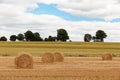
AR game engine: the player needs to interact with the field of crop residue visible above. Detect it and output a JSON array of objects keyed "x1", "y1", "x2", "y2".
[{"x1": 0, "y1": 57, "x2": 120, "y2": 80}]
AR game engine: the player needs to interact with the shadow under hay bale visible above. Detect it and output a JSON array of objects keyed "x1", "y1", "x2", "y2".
[
  {"x1": 102, "y1": 53, "x2": 112, "y2": 60},
  {"x1": 15, "y1": 52, "x2": 33, "y2": 69},
  {"x1": 41, "y1": 52, "x2": 54, "y2": 63},
  {"x1": 54, "y1": 52, "x2": 64, "y2": 62}
]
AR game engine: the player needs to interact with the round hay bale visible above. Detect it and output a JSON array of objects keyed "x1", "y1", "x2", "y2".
[
  {"x1": 41, "y1": 52, "x2": 54, "y2": 63},
  {"x1": 54, "y1": 52, "x2": 64, "y2": 62},
  {"x1": 102, "y1": 53, "x2": 112, "y2": 60},
  {"x1": 15, "y1": 52, "x2": 33, "y2": 69}
]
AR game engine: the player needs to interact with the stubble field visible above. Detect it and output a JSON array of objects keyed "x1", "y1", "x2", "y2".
[
  {"x1": 0, "y1": 57, "x2": 120, "y2": 80},
  {"x1": 0, "y1": 42, "x2": 120, "y2": 80}
]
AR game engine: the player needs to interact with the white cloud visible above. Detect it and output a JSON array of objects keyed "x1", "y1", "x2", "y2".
[
  {"x1": 53, "y1": 0, "x2": 120, "y2": 21},
  {"x1": 0, "y1": 0, "x2": 120, "y2": 42}
]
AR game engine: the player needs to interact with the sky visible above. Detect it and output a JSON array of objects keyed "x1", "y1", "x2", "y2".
[{"x1": 0, "y1": 0, "x2": 120, "y2": 42}]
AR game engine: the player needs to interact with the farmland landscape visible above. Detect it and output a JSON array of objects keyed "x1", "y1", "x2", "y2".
[
  {"x1": 1, "y1": 0, "x2": 120, "y2": 80},
  {"x1": 0, "y1": 42, "x2": 120, "y2": 80}
]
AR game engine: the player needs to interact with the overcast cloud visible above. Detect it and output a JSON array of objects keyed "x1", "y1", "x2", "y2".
[{"x1": 0, "y1": 0, "x2": 120, "y2": 42}]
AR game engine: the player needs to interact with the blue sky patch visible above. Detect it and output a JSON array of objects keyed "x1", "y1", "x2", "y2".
[
  {"x1": 112, "y1": 18, "x2": 120, "y2": 22},
  {"x1": 27, "y1": 3, "x2": 105, "y2": 22}
]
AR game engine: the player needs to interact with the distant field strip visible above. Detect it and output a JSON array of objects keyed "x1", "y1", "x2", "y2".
[{"x1": 0, "y1": 42, "x2": 120, "y2": 57}]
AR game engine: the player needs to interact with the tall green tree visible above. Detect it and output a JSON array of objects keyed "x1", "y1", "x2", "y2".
[
  {"x1": 57, "y1": 29, "x2": 69, "y2": 41},
  {"x1": 17, "y1": 33, "x2": 24, "y2": 41},
  {"x1": 24, "y1": 30, "x2": 35, "y2": 41},
  {"x1": 95, "y1": 30, "x2": 107, "y2": 42},
  {"x1": 0, "y1": 36, "x2": 7, "y2": 41},
  {"x1": 10, "y1": 35, "x2": 17, "y2": 41},
  {"x1": 84, "y1": 34, "x2": 92, "y2": 42}
]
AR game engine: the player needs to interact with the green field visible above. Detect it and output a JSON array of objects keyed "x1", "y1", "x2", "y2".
[{"x1": 0, "y1": 42, "x2": 120, "y2": 57}]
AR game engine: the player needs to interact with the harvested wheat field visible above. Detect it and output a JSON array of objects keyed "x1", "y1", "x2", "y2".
[{"x1": 0, "y1": 57, "x2": 120, "y2": 80}]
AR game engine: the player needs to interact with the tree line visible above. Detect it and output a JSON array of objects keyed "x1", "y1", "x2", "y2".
[
  {"x1": 0, "y1": 29, "x2": 107, "y2": 42},
  {"x1": 0, "y1": 28, "x2": 69, "y2": 42}
]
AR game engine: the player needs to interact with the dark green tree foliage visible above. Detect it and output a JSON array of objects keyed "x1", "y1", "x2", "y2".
[
  {"x1": 24, "y1": 30, "x2": 35, "y2": 41},
  {"x1": 48, "y1": 36, "x2": 53, "y2": 41},
  {"x1": 17, "y1": 33, "x2": 24, "y2": 41},
  {"x1": 84, "y1": 34, "x2": 92, "y2": 42},
  {"x1": 95, "y1": 30, "x2": 107, "y2": 42},
  {"x1": 49, "y1": 36, "x2": 56, "y2": 41},
  {"x1": 10, "y1": 35, "x2": 17, "y2": 41},
  {"x1": 44, "y1": 36, "x2": 56, "y2": 41},
  {"x1": 24, "y1": 31, "x2": 43, "y2": 41},
  {"x1": 57, "y1": 29, "x2": 69, "y2": 41},
  {"x1": 0, "y1": 36, "x2": 7, "y2": 41},
  {"x1": 34, "y1": 32, "x2": 43, "y2": 41},
  {"x1": 44, "y1": 38, "x2": 48, "y2": 41},
  {"x1": 48, "y1": 36, "x2": 56, "y2": 41}
]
